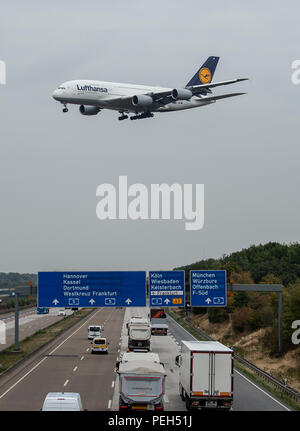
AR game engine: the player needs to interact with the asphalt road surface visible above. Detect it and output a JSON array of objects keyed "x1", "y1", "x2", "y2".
[
  {"x1": 166, "y1": 313, "x2": 292, "y2": 411},
  {"x1": 0, "y1": 307, "x2": 125, "y2": 410},
  {"x1": 0, "y1": 306, "x2": 293, "y2": 411},
  {"x1": 0, "y1": 307, "x2": 74, "y2": 352}
]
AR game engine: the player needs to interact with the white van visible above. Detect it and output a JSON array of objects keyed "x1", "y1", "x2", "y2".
[
  {"x1": 88, "y1": 325, "x2": 102, "y2": 340},
  {"x1": 41, "y1": 392, "x2": 83, "y2": 411}
]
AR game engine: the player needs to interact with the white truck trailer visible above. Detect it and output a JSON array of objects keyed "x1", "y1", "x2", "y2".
[
  {"x1": 176, "y1": 340, "x2": 234, "y2": 410},
  {"x1": 127, "y1": 320, "x2": 151, "y2": 351},
  {"x1": 117, "y1": 352, "x2": 166, "y2": 411}
]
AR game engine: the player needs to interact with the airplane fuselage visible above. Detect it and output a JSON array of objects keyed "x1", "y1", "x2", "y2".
[{"x1": 52, "y1": 79, "x2": 213, "y2": 114}]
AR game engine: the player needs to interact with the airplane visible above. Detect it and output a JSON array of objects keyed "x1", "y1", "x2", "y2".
[{"x1": 52, "y1": 56, "x2": 248, "y2": 121}]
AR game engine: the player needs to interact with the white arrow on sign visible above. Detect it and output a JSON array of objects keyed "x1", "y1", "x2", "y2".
[
  {"x1": 125, "y1": 298, "x2": 132, "y2": 305},
  {"x1": 164, "y1": 298, "x2": 171, "y2": 304},
  {"x1": 205, "y1": 298, "x2": 212, "y2": 304},
  {"x1": 89, "y1": 299, "x2": 95, "y2": 305},
  {"x1": 52, "y1": 299, "x2": 59, "y2": 305}
]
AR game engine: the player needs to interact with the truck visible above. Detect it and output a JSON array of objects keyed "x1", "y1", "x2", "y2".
[
  {"x1": 150, "y1": 308, "x2": 168, "y2": 335},
  {"x1": 175, "y1": 340, "x2": 234, "y2": 410},
  {"x1": 128, "y1": 320, "x2": 151, "y2": 351},
  {"x1": 117, "y1": 352, "x2": 166, "y2": 411},
  {"x1": 126, "y1": 317, "x2": 149, "y2": 335}
]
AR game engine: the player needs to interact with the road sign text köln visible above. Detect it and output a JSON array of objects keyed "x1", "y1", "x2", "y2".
[
  {"x1": 149, "y1": 271, "x2": 185, "y2": 307},
  {"x1": 190, "y1": 270, "x2": 227, "y2": 307},
  {"x1": 38, "y1": 271, "x2": 146, "y2": 308}
]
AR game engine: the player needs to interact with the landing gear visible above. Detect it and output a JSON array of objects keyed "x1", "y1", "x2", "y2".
[
  {"x1": 130, "y1": 112, "x2": 154, "y2": 120},
  {"x1": 118, "y1": 114, "x2": 128, "y2": 121},
  {"x1": 62, "y1": 104, "x2": 68, "y2": 113}
]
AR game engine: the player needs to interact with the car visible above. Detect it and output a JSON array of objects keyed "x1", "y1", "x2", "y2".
[
  {"x1": 41, "y1": 392, "x2": 84, "y2": 411},
  {"x1": 58, "y1": 309, "x2": 66, "y2": 316},
  {"x1": 88, "y1": 325, "x2": 102, "y2": 339},
  {"x1": 91, "y1": 337, "x2": 109, "y2": 354}
]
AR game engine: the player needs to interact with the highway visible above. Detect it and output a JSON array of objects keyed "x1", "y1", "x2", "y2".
[
  {"x1": 0, "y1": 305, "x2": 293, "y2": 411},
  {"x1": 0, "y1": 307, "x2": 74, "y2": 352},
  {"x1": 0, "y1": 307, "x2": 124, "y2": 410},
  {"x1": 112, "y1": 307, "x2": 291, "y2": 411},
  {"x1": 166, "y1": 313, "x2": 291, "y2": 411}
]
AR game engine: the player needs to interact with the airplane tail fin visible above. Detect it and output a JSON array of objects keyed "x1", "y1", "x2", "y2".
[{"x1": 186, "y1": 56, "x2": 220, "y2": 87}]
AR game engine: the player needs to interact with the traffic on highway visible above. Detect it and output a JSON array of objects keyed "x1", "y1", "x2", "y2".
[{"x1": 0, "y1": 305, "x2": 291, "y2": 412}]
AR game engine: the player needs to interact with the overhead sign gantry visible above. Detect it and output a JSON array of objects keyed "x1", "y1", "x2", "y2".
[{"x1": 38, "y1": 271, "x2": 146, "y2": 308}]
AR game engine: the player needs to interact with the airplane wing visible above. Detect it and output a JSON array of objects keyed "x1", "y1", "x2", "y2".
[
  {"x1": 106, "y1": 79, "x2": 248, "y2": 110},
  {"x1": 143, "y1": 78, "x2": 248, "y2": 104},
  {"x1": 199, "y1": 92, "x2": 247, "y2": 102}
]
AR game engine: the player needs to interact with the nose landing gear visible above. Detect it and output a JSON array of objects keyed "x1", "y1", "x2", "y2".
[{"x1": 62, "y1": 104, "x2": 68, "y2": 113}]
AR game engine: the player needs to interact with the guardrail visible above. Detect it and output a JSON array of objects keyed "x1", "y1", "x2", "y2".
[{"x1": 167, "y1": 312, "x2": 300, "y2": 403}]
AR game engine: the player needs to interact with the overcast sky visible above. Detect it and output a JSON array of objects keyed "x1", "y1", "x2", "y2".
[{"x1": 0, "y1": 1, "x2": 299, "y2": 273}]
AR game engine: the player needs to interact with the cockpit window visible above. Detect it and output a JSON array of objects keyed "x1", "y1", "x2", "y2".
[{"x1": 58, "y1": 86, "x2": 66, "y2": 90}]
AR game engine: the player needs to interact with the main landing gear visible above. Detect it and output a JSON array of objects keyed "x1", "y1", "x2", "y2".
[
  {"x1": 118, "y1": 114, "x2": 128, "y2": 121},
  {"x1": 62, "y1": 104, "x2": 68, "y2": 113},
  {"x1": 130, "y1": 112, "x2": 154, "y2": 120}
]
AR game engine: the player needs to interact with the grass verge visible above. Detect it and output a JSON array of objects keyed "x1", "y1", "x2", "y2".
[
  {"x1": 167, "y1": 309, "x2": 300, "y2": 411},
  {"x1": 0, "y1": 308, "x2": 93, "y2": 375}
]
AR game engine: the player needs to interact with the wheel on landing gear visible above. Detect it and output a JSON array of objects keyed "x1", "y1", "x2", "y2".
[{"x1": 62, "y1": 107, "x2": 68, "y2": 113}]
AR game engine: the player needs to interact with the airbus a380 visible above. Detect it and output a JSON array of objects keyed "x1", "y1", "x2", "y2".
[{"x1": 52, "y1": 56, "x2": 247, "y2": 121}]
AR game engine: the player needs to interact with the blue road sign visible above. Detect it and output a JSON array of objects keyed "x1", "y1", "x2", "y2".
[
  {"x1": 190, "y1": 270, "x2": 227, "y2": 307},
  {"x1": 149, "y1": 271, "x2": 185, "y2": 307},
  {"x1": 38, "y1": 271, "x2": 146, "y2": 307}
]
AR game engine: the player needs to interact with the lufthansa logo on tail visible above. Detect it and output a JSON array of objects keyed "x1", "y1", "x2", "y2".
[{"x1": 199, "y1": 67, "x2": 212, "y2": 84}]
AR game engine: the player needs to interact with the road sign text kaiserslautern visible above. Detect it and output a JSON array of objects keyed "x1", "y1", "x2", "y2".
[
  {"x1": 38, "y1": 271, "x2": 146, "y2": 307},
  {"x1": 149, "y1": 271, "x2": 185, "y2": 307},
  {"x1": 190, "y1": 270, "x2": 227, "y2": 307}
]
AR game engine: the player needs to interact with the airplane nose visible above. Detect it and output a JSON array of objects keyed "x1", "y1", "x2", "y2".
[{"x1": 52, "y1": 89, "x2": 60, "y2": 100}]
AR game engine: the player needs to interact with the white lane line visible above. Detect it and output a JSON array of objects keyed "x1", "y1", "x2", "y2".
[
  {"x1": 0, "y1": 309, "x2": 101, "y2": 400},
  {"x1": 73, "y1": 366, "x2": 78, "y2": 372},
  {"x1": 108, "y1": 399, "x2": 112, "y2": 409},
  {"x1": 64, "y1": 380, "x2": 69, "y2": 387},
  {"x1": 167, "y1": 313, "x2": 291, "y2": 411},
  {"x1": 86, "y1": 348, "x2": 89, "y2": 352},
  {"x1": 80, "y1": 356, "x2": 84, "y2": 361},
  {"x1": 234, "y1": 370, "x2": 291, "y2": 411},
  {"x1": 112, "y1": 381, "x2": 115, "y2": 388}
]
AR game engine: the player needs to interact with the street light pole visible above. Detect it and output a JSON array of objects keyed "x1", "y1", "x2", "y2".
[{"x1": 14, "y1": 291, "x2": 20, "y2": 352}]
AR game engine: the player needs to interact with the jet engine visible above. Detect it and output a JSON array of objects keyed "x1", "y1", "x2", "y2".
[
  {"x1": 79, "y1": 105, "x2": 101, "y2": 115},
  {"x1": 171, "y1": 88, "x2": 193, "y2": 101},
  {"x1": 132, "y1": 94, "x2": 153, "y2": 107}
]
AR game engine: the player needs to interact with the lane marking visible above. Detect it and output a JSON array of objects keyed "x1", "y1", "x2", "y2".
[
  {"x1": 80, "y1": 356, "x2": 84, "y2": 361},
  {"x1": 108, "y1": 399, "x2": 112, "y2": 409},
  {"x1": 64, "y1": 380, "x2": 69, "y2": 387},
  {"x1": 234, "y1": 370, "x2": 290, "y2": 411},
  {"x1": 0, "y1": 309, "x2": 101, "y2": 400},
  {"x1": 167, "y1": 313, "x2": 291, "y2": 411},
  {"x1": 112, "y1": 381, "x2": 115, "y2": 388},
  {"x1": 73, "y1": 366, "x2": 78, "y2": 372}
]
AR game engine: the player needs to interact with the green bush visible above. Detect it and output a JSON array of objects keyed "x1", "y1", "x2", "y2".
[
  {"x1": 208, "y1": 308, "x2": 229, "y2": 323},
  {"x1": 231, "y1": 307, "x2": 252, "y2": 332}
]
